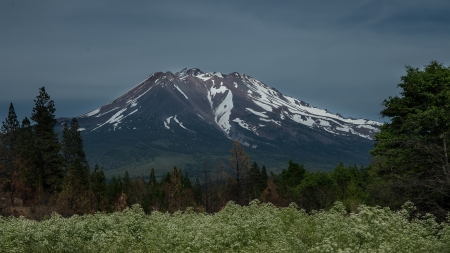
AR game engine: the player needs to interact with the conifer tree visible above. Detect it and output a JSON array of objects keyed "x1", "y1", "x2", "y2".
[
  {"x1": 58, "y1": 117, "x2": 92, "y2": 215},
  {"x1": 259, "y1": 165, "x2": 268, "y2": 192},
  {"x1": 30, "y1": 87, "x2": 64, "y2": 194},
  {"x1": 247, "y1": 162, "x2": 261, "y2": 201},
  {"x1": 91, "y1": 164, "x2": 107, "y2": 211},
  {"x1": 15, "y1": 117, "x2": 36, "y2": 191},
  {"x1": 228, "y1": 140, "x2": 250, "y2": 205},
  {"x1": 61, "y1": 118, "x2": 87, "y2": 169},
  {"x1": 193, "y1": 177, "x2": 202, "y2": 205},
  {"x1": 201, "y1": 159, "x2": 212, "y2": 212},
  {"x1": 0, "y1": 103, "x2": 21, "y2": 206}
]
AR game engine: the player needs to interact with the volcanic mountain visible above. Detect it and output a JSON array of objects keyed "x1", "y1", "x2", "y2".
[{"x1": 58, "y1": 68, "x2": 381, "y2": 175}]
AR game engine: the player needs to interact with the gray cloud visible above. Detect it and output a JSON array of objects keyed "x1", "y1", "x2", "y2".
[{"x1": 1, "y1": 0, "x2": 450, "y2": 123}]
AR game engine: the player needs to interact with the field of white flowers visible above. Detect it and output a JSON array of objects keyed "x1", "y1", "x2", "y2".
[{"x1": 1, "y1": 200, "x2": 450, "y2": 253}]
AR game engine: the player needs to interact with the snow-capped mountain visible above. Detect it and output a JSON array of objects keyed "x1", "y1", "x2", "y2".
[{"x1": 59, "y1": 68, "x2": 381, "y2": 173}]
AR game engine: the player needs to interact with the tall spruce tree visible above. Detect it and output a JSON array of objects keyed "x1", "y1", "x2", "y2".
[
  {"x1": 61, "y1": 118, "x2": 87, "y2": 169},
  {"x1": 0, "y1": 103, "x2": 21, "y2": 206},
  {"x1": 91, "y1": 164, "x2": 107, "y2": 211},
  {"x1": 58, "y1": 118, "x2": 92, "y2": 215},
  {"x1": 30, "y1": 87, "x2": 64, "y2": 195},
  {"x1": 15, "y1": 117, "x2": 35, "y2": 190}
]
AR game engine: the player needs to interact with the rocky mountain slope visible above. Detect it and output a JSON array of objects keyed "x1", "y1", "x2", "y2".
[{"x1": 58, "y1": 68, "x2": 381, "y2": 175}]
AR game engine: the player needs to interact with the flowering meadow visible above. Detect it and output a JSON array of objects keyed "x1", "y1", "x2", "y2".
[{"x1": 1, "y1": 200, "x2": 450, "y2": 253}]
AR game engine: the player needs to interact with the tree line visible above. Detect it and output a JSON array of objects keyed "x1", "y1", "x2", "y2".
[{"x1": 1, "y1": 61, "x2": 450, "y2": 221}]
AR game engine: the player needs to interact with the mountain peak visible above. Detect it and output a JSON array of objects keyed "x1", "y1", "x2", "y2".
[
  {"x1": 175, "y1": 68, "x2": 204, "y2": 78},
  {"x1": 62, "y1": 68, "x2": 381, "y2": 171}
]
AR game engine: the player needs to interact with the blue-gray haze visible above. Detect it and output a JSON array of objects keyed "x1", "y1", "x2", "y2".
[{"x1": 1, "y1": 0, "x2": 450, "y2": 123}]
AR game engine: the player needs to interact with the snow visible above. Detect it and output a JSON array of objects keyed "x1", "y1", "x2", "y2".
[
  {"x1": 289, "y1": 114, "x2": 315, "y2": 127},
  {"x1": 126, "y1": 86, "x2": 153, "y2": 108},
  {"x1": 174, "y1": 84, "x2": 189, "y2": 100},
  {"x1": 95, "y1": 107, "x2": 120, "y2": 117},
  {"x1": 90, "y1": 108, "x2": 139, "y2": 131},
  {"x1": 78, "y1": 128, "x2": 86, "y2": 131},
  {"x1": 259, "y1": 118, "x2": 281, "y2": 126},
  {"x1": 82, "y1": 108, "x2": 100, "y2": 117},
  {"x1": 196, "y1": 74, "x2": 211, "y2": 81},
  {"x1": 164, "y1": 116, "x2": 173, "y2": 129},
  {"x1": 233, "y1": 82, "x2": 238, "y2": 88},
  {"x1": 317, "y1": 119, "x2": 331, "y2": 127},
  {"x1": 164, "y1": 115, "x2": 194, "y2": 132},
  {"x1": 246, "y1": 108, "x2": 268, "y2": 118},
  {"x1": 212, "y1": 72, "x2": 223, "y2": 78},
  {"x1": 197, "y1": 114, "x2": 205, "y2": 120},
  {"x1": 254, "y1": 101, "x2": 273, "y2": 112},
  {"x1": 173, "y1": 115, "x2": 194, "y2": 133},
  {"x1": 207, "y1": 82, "x2": 233, "y2": 134},
  {"x1": 233, "y1": 118, "x2": 249, "y2": 130}
]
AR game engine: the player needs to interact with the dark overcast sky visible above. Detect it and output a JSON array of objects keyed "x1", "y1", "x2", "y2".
[{"x1": 1, "y1": 0, "x2": 450, "y2": 123}]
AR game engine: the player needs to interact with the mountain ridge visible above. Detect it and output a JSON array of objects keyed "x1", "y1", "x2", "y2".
[{"x1": 57, "y1": 68, "x2": 380, "y2": 175}]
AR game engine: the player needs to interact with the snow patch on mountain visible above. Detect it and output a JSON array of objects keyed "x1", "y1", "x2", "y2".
[
  {"x1": 233, "y1": 118, "x2": 258, "y2": 135},
  {"x1": 173, "y1": 115, "x2": 195, "y2": 133},
  {"x1": 246, "y1": 108, "x2": 269, "y2": 118},
  {"x1": 92, "y1": 108, "x2": 138, "y2": 131},
  {"x1": 82, "y1": 108, "x2": 100, "y2": 117},
  {"x1": 173, "y1": 84, "x2": 189, "y2": 100},
  {"x1": 208, "y1": 81, "x2": 233, "y2": 135},
  {"x1": 164, "y1": 116, "x2": 173, "y2": 129}
]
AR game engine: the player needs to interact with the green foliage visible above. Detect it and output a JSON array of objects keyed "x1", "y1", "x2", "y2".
[
  {"x1": 280, "y1": 160, "x2": 306, "y2": 188},
  {"x1": 1, "y1": 202, "x2": 450, "y2": 252},
  {"x1": 0, "y1": 103, "x2": 21, "y2": 206},
  {"x1": 371, "y1": 61, "x2": 450, "y2": 218},
  {"x1": 91, "y1": 164, "x2": 107, "y2": 211},
  {"x1": 61, "y1": 118, "x2": 87, "y2": 169},
  {"x1": 193, "y1": 177, "x2": 202, "y2": 205},
  {"x1": 30, "y1": 87, "x2": 64, "y2": 194},
  {"x1": 296, "y1": 171, "x2": 337, "y2": 211},
  {"x1": 58, "y1": 118, "x2": 92, "y2": 215}
]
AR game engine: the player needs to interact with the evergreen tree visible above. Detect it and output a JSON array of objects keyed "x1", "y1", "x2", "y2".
[
  {"x1": 61, "y1": 118, "x2": 87, "y2": 169},
  {"x1": 201, "y1": 159, "x2": 212, "y2": 213},
  {"x1": 91, "y1": 164, "x2": 107, "y2": 211},
  {"x1": 30, "y1": 87, "x2": 64, "y2": 194},
  {"x1": 0, "y1": 103, "x2": 21, "y2": 206},
  {"x1": 58, "y1": 117, "x2": 92, "y2": 215},
  {"x1": 259, "y1": 165, "x2": 268, "y2": 192},
  {"x1": 149, "y1": 168, "x2": 157, "y2": 187},
  {"x1": 228, "y1": 140, "x2": 249, "y2": 205},
  {"x1": 123, "y1": 170, "x2": 131, "y2": 195},
  {"x1": 182, "y1": 172, "x2": 192, "y2": 189},
  {"x1": 247, "y1": 162, "x2": 261, "y2": 201},
  {"x1": 15, "y1": 117, "x2": 35, "y2": 193},
  {"x1": 277, "y1": 160, "x2": 307, "y2": 201},
  {"x1": 371, "y1": 61, "x2": 450, "y2": 218},
  {"x1": 193, "y1": 177, "x2": 202, "y2": 205}
]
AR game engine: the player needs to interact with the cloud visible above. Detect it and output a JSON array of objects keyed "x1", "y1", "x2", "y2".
[{"x1": 1, "y1": 0, "x2": 450, "y2": 122}]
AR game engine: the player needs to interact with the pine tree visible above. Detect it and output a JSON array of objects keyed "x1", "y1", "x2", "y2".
[
  {"x1": 259, "y1": 165, "x2": 268, "y2": 192},
  {"x1": 228, "y1": 140, "x2": 249, "y2": 205},
  {"x1": 30, "y1": 87, "x2": 64, "y2": 195},
  {"x1": 201, "y1": 159, "x2": 212, "y2": 213},
  {"x1": 123, "y1": 170, "x2": 131, "y2": 205},
  {"x1": 15, "y1": 117, "x2": 35, "y2": 193},
  {"x1": 193, "y1": 177, "x2": 203, "y2": 206},
  {"x1": 0, "y1": 103, "x2": 21, "y2": 206},
  {"x1": 58, "y1": 117, "x2": 92, "y2": 215},
  {"x1": 247, "y1": 162, "x2": 262, "y2": 201},
  {"x1": 91, "y1": 164, "x2": 107, "y2": 211},
  {"x1": 61, "y1": 118, "x2": 87, "y2": 169}
]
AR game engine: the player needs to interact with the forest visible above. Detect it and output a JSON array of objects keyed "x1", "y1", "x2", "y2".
[{"x1": 1, "y1": 61, "x2": 450, "y2": 251}]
